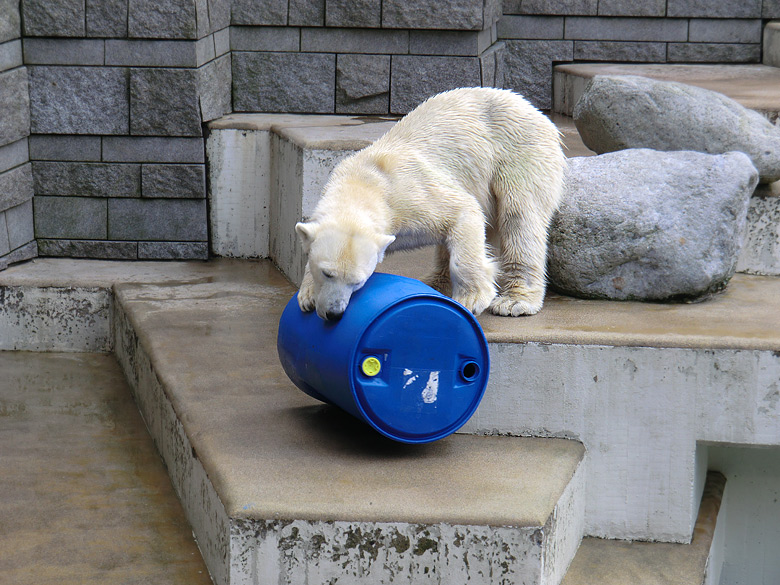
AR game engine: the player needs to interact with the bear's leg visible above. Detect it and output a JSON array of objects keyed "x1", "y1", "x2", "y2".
[
  {"x1": 297, "y1": 263, "x2": 316, "y2": 312},
  {"x1": 424, "y1": 245, "x2": 452, "y2": 296},
  {"x1": 447, "y1": 212, "x2": 497, "y2": 315},
  {"x1": 489, "y1": 164, "x2": 563, "y2": 316},
  {"x1": 489, "y1": 210, "x2": 549, "y2": 316}
]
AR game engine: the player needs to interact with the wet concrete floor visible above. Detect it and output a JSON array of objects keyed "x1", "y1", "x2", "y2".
[{"x1": 0, "y1": 352, "x2": 212, "y2": 584}]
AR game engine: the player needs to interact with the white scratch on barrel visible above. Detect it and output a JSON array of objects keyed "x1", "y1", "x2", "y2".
[{"x1": 422, "y1": 372, "x2": 439, "y2": 404}]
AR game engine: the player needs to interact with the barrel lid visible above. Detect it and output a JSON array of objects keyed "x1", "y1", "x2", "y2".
[{"x1": 351, "y1": 294, "x2": 489, "y2": 444}]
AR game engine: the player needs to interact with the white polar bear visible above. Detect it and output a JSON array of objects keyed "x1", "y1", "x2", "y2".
[{"x1": 296, "y1": 87, "x2": 566, "y2": 321}]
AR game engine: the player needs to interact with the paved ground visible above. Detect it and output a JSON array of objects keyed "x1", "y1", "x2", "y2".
[
  {"x1": 1, "y1": 255, "x2": 761, "y2": 583},
  {"x1": 0, "y1": 352, "x2": 212, "y2": 585}
]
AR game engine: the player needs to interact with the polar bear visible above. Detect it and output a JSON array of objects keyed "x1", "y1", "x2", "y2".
[{"x1": 296, "y1": 87, "x2": 566, "y2": 321}]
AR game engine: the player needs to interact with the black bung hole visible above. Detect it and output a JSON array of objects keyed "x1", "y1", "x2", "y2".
[{"x1": 461, "y1": 361, "x2": 479, "y2": 382}]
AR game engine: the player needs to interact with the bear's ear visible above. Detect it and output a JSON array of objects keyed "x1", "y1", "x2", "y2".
[
  {"x1": 376, "y1": 234, "x2": 396, "y2": 263},
  {"x1": 295, "y1": 222, "x2": 318, "y2": 254}
]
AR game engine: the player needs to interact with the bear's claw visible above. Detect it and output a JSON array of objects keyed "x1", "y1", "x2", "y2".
[{"x1": 488, "y1": 295, "x2": 542, "y2": 316}]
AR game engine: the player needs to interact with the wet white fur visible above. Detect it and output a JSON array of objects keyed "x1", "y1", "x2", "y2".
[{"x1": 296, "y1": 87, "x2": 566, "y2": 319}]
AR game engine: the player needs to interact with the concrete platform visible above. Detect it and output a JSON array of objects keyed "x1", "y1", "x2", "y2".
[
  {"x1": 0, "y1": 352, "x2": 211, "y2": 585},
  {"x1": 3, "y1": 254, "x2": 778, "y2": 549},
  {"x1": 562, "y1": 472, "x2": 726, "y2": 585},
  {"x1": 553, "y1": 63, "x2": 780, "y2": 123},
  {"x1": 382, "y1": 248, "x2": 780, "y2": 351},
  {"x1": 108, "y1": 259, "x2": 586, "y2": 585}
]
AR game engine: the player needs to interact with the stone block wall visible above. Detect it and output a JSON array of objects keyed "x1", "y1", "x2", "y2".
[
  {"x1": 230, "y1": 0, "x2": 504, "y2": 115},
  {"x1": 499, "y1": 0, "x2": 777, "y2": 109},
  {"x1": 0, "y1": 0, "x2": 36, "y2": 270},
  {"x1": 21, "y1": 0, "x2": 232, "y2": 260}
]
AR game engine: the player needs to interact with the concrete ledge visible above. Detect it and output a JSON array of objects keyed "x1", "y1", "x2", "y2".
[
  {"x1": 553, "y1": 63, "x2": 780, "y2": 124},
  {"x1": 381, "y1": 250, "x2": 780, "y2": 352},
  {"x1": 561, "y1": 472, "x2": 727, "y2": 585},
  {"x1": 764, "y1": 21, "x2": 780, "y2": 67},
  {"x1": 0, "y1": 284, "x2": 110, "y2": 351},
  {"x1": 3, "y1": 256, "x2": 778, "y2": 547},
  {"x1": 206, "y1": 114, "x2": 395, "y2": 274},
  {"x1": 110, "y1": 259, "x2": 586, "y2": 585},
  {"x1": 383, "y1": 249, "x2": 780, "y2": 542}
]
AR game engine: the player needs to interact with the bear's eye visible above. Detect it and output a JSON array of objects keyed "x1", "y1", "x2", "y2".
[{"x1": 322, "y1": 270, "x2": 335, "y2": 279}]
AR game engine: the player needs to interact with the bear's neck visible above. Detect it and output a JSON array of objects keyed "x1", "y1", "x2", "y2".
[{"x1": 325, "y1": 160, "x2": 393, "y2": 234}]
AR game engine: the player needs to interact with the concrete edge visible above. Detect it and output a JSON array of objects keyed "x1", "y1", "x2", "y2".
[
  {"x1": 560, "y1": 471, "x2": 727, "y2": 585},
  {"x1": 112, "y1": 288, "x2": 230, "y2": 585},
  {"x1": 108, "y1": 276, "x2": 587, "y2": 585},
  {"x1": 229, "y1": 518, "x2": 550, "y2": 584},
  {"x1": 543, "y1": 451, "x2": 587, "y2": 585},
  {"x1": 702, "y1": 472, "x2": 728, "y2": 585},
  {"x1": 0, "y1": 284, "x2": 112, "y2": 352}
]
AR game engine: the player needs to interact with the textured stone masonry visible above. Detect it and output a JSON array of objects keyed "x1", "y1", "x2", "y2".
[
  {"x1": 0, "y1": 0, "x2": 35, "y2": 270},
  {"x1": 18, "y1": 0, "x2": 231, "y2": 262},
  {"x1": 390, "y1": 55, "x2": 483, "y2": 113},
  {"x1": 0, "y1": 40, "x2": 22, "y2": 72},
  {"x1": 0, "y1": 140, "x2": 29, "y2": 176}
]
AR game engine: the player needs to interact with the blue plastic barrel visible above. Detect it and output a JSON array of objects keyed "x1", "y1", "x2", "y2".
[{"x1": 277, "y1": 273, "x2": 490, "y2": 444}]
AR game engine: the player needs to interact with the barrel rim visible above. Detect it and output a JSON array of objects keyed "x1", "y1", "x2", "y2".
[{"x1": 348, "y1": 290, "x2": 490, "y2": 444}]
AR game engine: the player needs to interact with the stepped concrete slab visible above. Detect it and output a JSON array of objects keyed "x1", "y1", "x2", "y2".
[
  {"x1": 3, "y1": 254, "x2": 780, "y2": 548},
  {"x1": 764, "y1": 21, "x2": 780, "y2": 67},
  {"x1": 0, "y1": 351, "x2": 211, "y2": 584},
  {"x1": 553, "y1": 63, "x2": 780, "y2": 124},
  {"x1": 0, "y1": 257, "x2": 258, "y2": 351},
  {"x1": 562, "y1": 472, "x2": 727, "y2": 585},
  {"x1": 382, "y1": 249, "x2": 780, "y2": 542},
  {"x1": 206, "y1": 114, "x2": 396, "y2": 281},
  {"x1": 110, "y1": 259, "x2": 586, "y2": 585}
]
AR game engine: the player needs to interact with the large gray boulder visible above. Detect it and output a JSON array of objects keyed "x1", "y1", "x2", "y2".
[
  {"x1": 573, "y1": 75, "x2": 780, "y2": 183},
  {"x1": 548, "y1": 149, "x2": 759, "y2": 301}
]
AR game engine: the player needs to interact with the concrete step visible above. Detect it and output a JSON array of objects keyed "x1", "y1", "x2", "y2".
[
  {"x1": 380, "y1": 248, "x2": 780, "y2": 543},
  {"x1": 552, "y1": 62, "x2": 780, "y2": 124},
  {"x1": 0, "y1": 351, "x2": 211, "y2": 584},
  {"x1": 3, "y1": 255, "x2": 779, "y2": 548},
  {"x1": 110, "y1": 259, "x2": 587, "y2": 585},
  {"x1": 562, "y1": 472, "x2": 727, "y2": 585},
  {"x1": 764, "y1": 21, "x2": 780, "y2": 67}
]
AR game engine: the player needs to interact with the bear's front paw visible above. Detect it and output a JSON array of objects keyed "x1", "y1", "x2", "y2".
[
  {"x1": 452, "y1": 282, "x2": 496, "y2": 316},
  {"x1": 297, "y1": 283, "x2": 316, "y2": 312},
  {"x1": 489, "y1": 294, "x2": 543, "y2": 317}
]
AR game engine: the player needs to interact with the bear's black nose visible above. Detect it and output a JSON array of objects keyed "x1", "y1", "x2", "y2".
[{"x1": 324, "y1": 310, "x2": 343, "y2": 321}]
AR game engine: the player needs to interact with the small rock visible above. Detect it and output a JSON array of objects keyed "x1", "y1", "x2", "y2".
[
  {"x1": 573, "y1": 75, "x2": 780, "y2": 183},
  {"x1": 548, "y1": 149, "x2": 759, "y2": 301}
]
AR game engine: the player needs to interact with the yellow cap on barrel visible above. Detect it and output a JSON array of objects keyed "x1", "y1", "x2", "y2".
[{"x1": 361, "y1": 356, "x2": 381, "y2": 376}]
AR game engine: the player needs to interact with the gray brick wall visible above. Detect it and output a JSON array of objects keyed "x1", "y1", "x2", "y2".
[
  {"x1": 499, "y1": 1, "x2": 770, "y2": 109},
  {"x1": 230, "y1": 0, "x2": 503, "y2": 115},
  {"x1": 21, "y1": 0, "x2": 232, "y2": 261},
  {"x1": 0, "y1": 0, "x2": 36, "y2": 271}
]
